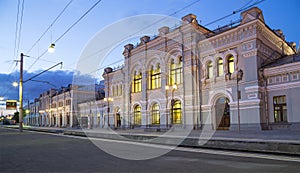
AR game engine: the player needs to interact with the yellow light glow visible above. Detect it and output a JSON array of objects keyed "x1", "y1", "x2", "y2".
[
  {"x1": 172, "y1": 84, "x2": 178, "y2": 90},
  {"x1": 12, "y1": 82, "x2": 18, "y2": 87},
  {"x1": 48, "y1": 43, "x2": 55, "y2": 53}
]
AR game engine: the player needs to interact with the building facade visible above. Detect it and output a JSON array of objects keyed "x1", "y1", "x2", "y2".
[
  {"x1": 25, "y1": 84, "x2": 105, "y2": 128},
  {"x1": 25, "y1": 7, "x2": 300, "y2": 131},
  {"x1": 102, "y1": 7, "x2": 299, "y2": 131}
]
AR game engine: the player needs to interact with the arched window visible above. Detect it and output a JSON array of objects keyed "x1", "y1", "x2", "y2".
[
  {"x1": 169, "y1": 56, "x2": 183, "y2": 85},
  {"x1": 151, "y1": 103, "x2": 160, "y2": 124},
  {"x1": 150, "y1": 64, "x2": 161, "y2": 89},
  {"x1": 172, "y1": 100, "x2": 182, "y2": 124},
  {"x1": 217, "y1": 58, "x2": 224, "y2": 76},
  {"x1": 207, "y1": 61, "x2": 213, "y2": 79},
  {"x1": 132, "y1": 71, "x2": 142, "y2": 93},
  {"x1": 227, "y1": 55, "x2": 235, "y2": 74},
  {"x1": 134, "y1": 105, "x2": 141, "y2": 125}
]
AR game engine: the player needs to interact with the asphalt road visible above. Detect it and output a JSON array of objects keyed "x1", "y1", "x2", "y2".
[{"x1": 0, "y1": 127, "x2": 299, "y2": 173}]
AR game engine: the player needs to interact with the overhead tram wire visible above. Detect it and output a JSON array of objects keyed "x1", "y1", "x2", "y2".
[
  {"x1": 26, "y1": 0, "x2": 103, "y2": 73},
  {"x1": 16, "y1": 0, "x2": 25, "y2": 60},
  {"x1": 5, "y1": 0, "x2": 24, "y2": 92},
  {"x1": 12, "y1": 0, "x2": 21, "y2": 62},
  {"x1": 42, "y1": 0, "x2": 263, "y2": 75},
  {"x1": 65, "y1": 0, "x2": 264, "y2": 75},
  {"x1": 204, "y1": 0, "x2": 265, "y2": 26},
  {"x1": 62, "y1": 0, "x2": 202, "y2": 72},
  {"x1": 83, "y1": 0, "x2": 264, "y2": 75},
  {"x1": 8, "y1": 0, "x2": 24, "y2": 75},
  {"x1": 53, "y1": 0, "x2": 102, "y2": 44},
  {"x1": 26, "y1": 0, "x2": 74, "y2": 54}
]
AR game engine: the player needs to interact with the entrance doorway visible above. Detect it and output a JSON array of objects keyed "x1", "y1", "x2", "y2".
[
  {"x1": 215, "y1": 97, "x2": 230, "y2": 130},
  {"x1": 59, "y1": 114, "x2": 62, "y2": 127},
  {"x1": 116, "y1": 113, "x2": 121, "y2": 127}
]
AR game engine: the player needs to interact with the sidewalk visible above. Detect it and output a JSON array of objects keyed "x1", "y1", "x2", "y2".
[{"x1": 3, "y1": 125, "x2": 300, "y2": 155}]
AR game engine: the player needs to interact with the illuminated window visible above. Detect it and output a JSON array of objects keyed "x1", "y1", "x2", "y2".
[
  {"x1": 132, "y1": 71, "x2": 142, "y2": 93},
  {"x1": 273, "y1": 96, "x2": 287, "y2": 122},
  {"x1": 119, "y1": 85, "x2": 122, "y2": 96},
  {"x1": 172, "y1": 100, "x2": 182, "y2": 124},
  {"x1": 134, "y1": 105, "x2": 142, "y2": 125},
  {"x1": 207, "y1": 61, "x2": 213, "y2": 79},
  {"x1": 228, "y1": 55, "x2": 235, "y2": 74},
  {"x1": 217, "y1": 58, "x2": 224, "y2": 76},
  {"x1": 151, "y1": 103, "x2": 160, "y2": 124},
  {"x1": 169, "y1": 56, "x2": 183, "y2": 85},
  {"x1": 150, "y1": 64, "x2": 161, "y2": 89},
  {"x1": 115, "y1": 86, "x2": 118, "y2": 96}
]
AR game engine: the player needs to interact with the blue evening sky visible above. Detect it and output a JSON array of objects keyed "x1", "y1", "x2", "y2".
[{"x1": 0, "y1": 0, "x2": 299, "y2": 102}]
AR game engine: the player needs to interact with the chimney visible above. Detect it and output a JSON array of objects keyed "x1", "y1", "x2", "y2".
[
  {"x1": 123, "y1": 43, "x2": 134, "y2": 59},
  {"x1": 274, "y1": 29, "x2": 285, "y2": 40},
  {"x1": 158, "y1": 26, "x2": 170, "y2": 36},
  {"x1": 140, "y1": 36, "x2": 150, "y2": 45},
  {"x1": 181, "y1": 14, "x2": 198, "y2": 24}
]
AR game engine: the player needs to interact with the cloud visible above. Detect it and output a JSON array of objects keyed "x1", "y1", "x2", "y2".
[{"x1": 0, "y1": 70, "x2": 96, "y2": 102}]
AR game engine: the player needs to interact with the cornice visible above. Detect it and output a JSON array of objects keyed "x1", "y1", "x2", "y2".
[{"x1": 264, "y1": 61, "x2": 300, "y2": 76}]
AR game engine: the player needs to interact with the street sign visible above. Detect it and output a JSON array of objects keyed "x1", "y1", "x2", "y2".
[{"x1": 6, "y1": 100, "x2": 17, "y2": 110}]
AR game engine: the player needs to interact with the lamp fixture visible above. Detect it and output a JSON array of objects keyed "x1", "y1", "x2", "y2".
[
  {"x1": 12, "y1": 81, "x2": 18, "y2": 87},
  {"x1": 48, "y1": 43, "x2": 55, "y2": 53}
]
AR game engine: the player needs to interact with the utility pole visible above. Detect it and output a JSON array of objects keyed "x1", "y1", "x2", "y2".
[
  {"x1": 17, "y1": 52, "x2": 61, "y2": 132},
  {"x1": 19, "y1": 53, "x2": 24, "y2": 132}
]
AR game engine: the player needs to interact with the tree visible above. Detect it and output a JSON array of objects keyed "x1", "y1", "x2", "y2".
[{"x1": 12, "y1": 110, "x2": 27, "y2": 123}]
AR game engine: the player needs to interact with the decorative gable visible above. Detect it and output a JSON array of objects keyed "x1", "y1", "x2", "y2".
[{"x1": 241, "y1": 7, "x2": 265, "y2": 24}]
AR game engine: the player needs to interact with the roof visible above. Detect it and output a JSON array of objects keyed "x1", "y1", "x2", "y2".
[{"x1": 263, "y1": 52, "x2": 300, "y2": 68}]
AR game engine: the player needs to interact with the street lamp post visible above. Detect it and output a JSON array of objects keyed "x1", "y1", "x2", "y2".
[
  {"x1": 16, "y1": 51, "x2": 60, "y2": 132},
  {"x1": 237, "y1": 69, "x2": 244, "y2": 133},
  {"x1": 104, "y1": 97, "x2": 113, "y2": 127},
  {"x1": 16, "y1": 44, "x2": 57, "y2": 132},
  {"x1": 165, "y1": 83, "x2": 178, "y2": 128},
  {"x1": 19, "y1": 53, "x2": 24, "y2": 132}
]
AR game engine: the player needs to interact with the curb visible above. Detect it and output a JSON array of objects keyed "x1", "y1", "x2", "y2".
[
  {"x1": 63, "y1": 130, "x2": 300, "y2": 156},
  {"x1": 3, "y1": 126, "x2": 300, "y2": 156}
]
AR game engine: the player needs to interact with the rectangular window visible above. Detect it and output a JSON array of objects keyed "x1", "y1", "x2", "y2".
[
  {"x1": 150, "y1": 69, "x2": 161, "y2": 89},
  {"x1": 66, "y1": 100, "x2": 71, "y2": 106},
  {"x1": 132, "y1": 73, "x2": 142, "y2": 93},
  {"x1": 228, "y1": 62, "x2": 234, "y2": 74},
  {"x1": 268, "y1": 78, "x2": 273, "y2": 84},
  {"x1": 282, "y1": 75, "x2": 288, "y2": 82},
  {"x1": 291, "y1": 73, "x2": 298, "y2": 81},
  {"x1": 273, "y1": 95, "x2": 287, "y2": 122},
  {"x1": 275, "y1": 76, "x2": 281, "y2": 83},
  {"x1": 169, "y1": 59, "x2": 183, "y2": 85}
]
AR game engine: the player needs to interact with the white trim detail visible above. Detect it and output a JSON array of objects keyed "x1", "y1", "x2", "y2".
[{"x1": 267, "y1": 81, "x2": 300, "y2": 91}]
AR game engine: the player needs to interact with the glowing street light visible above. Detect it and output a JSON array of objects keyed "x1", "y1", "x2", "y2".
[
  {"x1": 48, "y1": 43, "x2": 55, "y2": 53},
  {"x1": 12, "y1": 81, "x2": 19, "y2": 87}
]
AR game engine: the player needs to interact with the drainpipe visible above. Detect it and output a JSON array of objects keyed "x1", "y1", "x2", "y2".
[
  {"x1": 264, "y1": 70, "x2": 269, "y2": 130},
  {"x1": 197, "y1": 41, "x2": 203, "y2": 130},
  {"x1": 261, "y1": 68, "x2": 269, "y2": 130},
  {"x1": 145, "y1": 40, "x2": 148, "y2": 128},
  {"x1": 179, "y1": 27, "x2": 186, "y2": 128}
]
